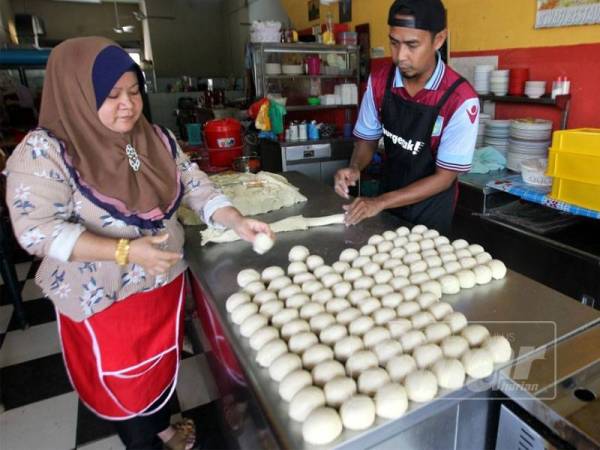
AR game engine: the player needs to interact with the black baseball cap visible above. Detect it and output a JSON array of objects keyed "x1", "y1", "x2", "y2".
[{"x1": 388, "y1": 0, "x2": 447, "y2": 33}]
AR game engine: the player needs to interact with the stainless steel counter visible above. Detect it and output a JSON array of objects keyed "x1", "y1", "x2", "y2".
[{"x1": 185, "y1": 172, "x2": 600, "y2": 450}]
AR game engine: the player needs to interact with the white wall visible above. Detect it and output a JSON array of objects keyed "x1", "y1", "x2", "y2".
[{"x1": 248, "y1": 0, "x2": 288, "y2": 23}]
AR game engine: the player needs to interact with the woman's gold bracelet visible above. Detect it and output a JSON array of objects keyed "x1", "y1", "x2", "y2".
[{"x1": 115, "y1": 239, "x2": 130, "y2": 266}]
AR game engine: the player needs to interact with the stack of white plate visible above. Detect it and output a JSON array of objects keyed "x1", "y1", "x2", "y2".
[
  {"x1": 476, "y1": 112, "x2": 491, "y2": 148},
  {"x1": 507, "y1": 119, "x2": 552, "y2": 172},
  {"x1": 474, "y1": 65, "x2": 494, "y2": 94},
  {"x1": 490, "y1": 70, "x2": 509, "y2": 96},
  {"x1": 524, "y1": 81, "x2": 547, "y2": 99},
  {"x1": 483, "y1": 119, "x2": 511, "y2": 155}
]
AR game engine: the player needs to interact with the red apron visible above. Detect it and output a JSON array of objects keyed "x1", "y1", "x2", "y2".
[{"x1": 57, "y1": 274, "x2": 185, "y2": 420}]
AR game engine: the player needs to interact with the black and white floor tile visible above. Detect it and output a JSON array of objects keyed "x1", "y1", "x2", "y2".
[{"x1": 0, "y1": 258, "x2": 228, "y2": 450}]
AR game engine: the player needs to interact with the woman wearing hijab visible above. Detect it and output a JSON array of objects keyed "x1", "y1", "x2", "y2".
[{"x1": 5, "y1": 37, "x2": 273, "y2": 450}]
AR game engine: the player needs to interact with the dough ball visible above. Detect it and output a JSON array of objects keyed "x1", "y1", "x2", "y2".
[
  {"x1": 468, "y1": 244, "x2": 485, "y2": 256},
  {"x1": 253, "y1": 233, "x2": 274, "y2": 255},
  {"x1": 312, "y1": 359, "x2": 346, "y2": 386},
  {"x1": 386, "y1": 354, "x2": 417, "y2": 382},
  {"x1": 345, "y1": 350, "x2": 379, "y2": 378},
  {"x1": 437, "y1": 244, "x2": 454, "y2": 254},
  {"x1": 424, "y1": 322, "x2": 451, "y2": 344},
  {"x1": 325, "y1": 298, "x2": 351, "y2": 314},
  {"x1": 413, "y1": 343, "x2": 443, "y2": 369},
  {"x1": 396, "y1": 226, "x2": 410, "y2": 236},
  {"x1": 343, "y1": 267, "x2": 363, "y2": 282},
  {"x1": 408, "y1": 233, "x2": 423, "y2": 242},
  {"x1": 289, "y1": 331, "x2": 319, "y2": 354},
  {"x1": 420, "y1": 280, "x2": 442, "y2": 299},
  {"x1": 452, "y1": 239, "x2": 469, "y2": 250},
  {"x1": 240, "y1": 313, "x2": 268, "y2": 338},
  {"x1": 416, "y1": 292, "x2": 438, "y2": 309},
  {"x1": 374, "y1": 269, "x2": 393, "y2": 285},
  {"x1": 277, "y1": 284, "x2": 302, "y2": 300},
  {"x1": 373, "y1": 307, "x2": 397, "y2": 326},
  {"x1": 368, "y1": 234, "x2": 385, "y2": 245},
  {"x1": 377, "y1": 241, "x2": 394, "y2": 254},
  {"x1": 409, "y1": 272, "x2": 430, "y2": 285},
  {"x1": 314, "y1": 265, "x2": 334, "y2": 279},
  {"x1": 383, "y1": 258, "x2": 403, "y2": 270},
  {"x1": 411, "y1": 224, "x2": 428, "y2": 234},
  {"x1": 434, "y1": 236, "x2": 450, "y2": 246},
  {"x1": 288, "y1": 245, "x2": 310, "y2": 262},
  {"x1": 444, "y1": 261, "x2": 462, "y2": 274},
  {"x1": 359, "y1": 244, "x2": 377, "y2": 257},
  {"x1": 279, "y1": 370, "x2": 312, "y2": 402},
  {"x1": 401, "y1": 285, "x2": 421, "y2": 301},
  {"x1": 425, "y1": 255, "x2": 443, "y2": 269},
  {"x1": 455, "y1": 269, "x2": 476, "y2": 289},
  {"x1": 473, "y1": 265, "x2": 493, "y2": 284},
  {"x1": 375, "y1": 383, "x2": 408, "y2": 419},
  {"x1": 455, "y1": 249, "x2": 472, "y2": 259},
  {"x1": 441, "y1": 252, "x2": 458, "y2": 263},
  {"x1": 362, "y1": 262, "x2": 381, "y2": 277},
  {"x1": 405, "y1": 242, "x2": 421, "y2": 253},
  {"x1": 371, "y1": 284, "x2": 394, "y2": 299},
  {"x1": 339, "y1": 248, "x2": 359, "y2": 263},
  {"x1": 332, "y1": 261, "x2": 351, "y2": 274},
  {"x1": 483, "y1": 335, "x2": 512, "y2": 363},
  {"x1": 261, "y1": 266, "x2": 285, "y2": 282},
  {"x1": 461, "y1": 348, "x2": 494, "y2": 379},
  {"x1": 332, "y1": 281, "x2": 352, "y2": 298},
  {"x1": 319, "y1": 323, "x2": 348, "y2": 346},
  {"x1": 445, "y1": 311, "x2": 468, "y2": 333},
  {"x1": 419, "y1": 238, "x2": 435, "y2": 251},
  {"x1": 336, "y1": 307, "x2": 361, "y2": 325},
  {"x1": 359, "y1": 297, "x2": 382, "y2": 315},
  {"x1": 349, "y1": 316, "x2": 375, "y2": 336},
  {"x1": 396, "y1": 301, "x2": 421, "y2": 318},
  {"x1": 347, "y1": 289, "x2": 370, "y2": 305},
  {"x1": 441, "y1": 335, "x2": 469, "y2": 359},
  {"x1": 299, "y1": 302, "x2": 325, "y2": 320},
  {"x1": 461, "y1": 324, "x2": 491, "y2": 346},
  {"x1": 301, "y1": 280, "x2": 324, "y2": 295},
  {"x1": 391, "y1": 247, "x2": 407, "y2": 259},
  {"x1": 324, "y1": 376, "x2": 357, "y2": 408},
  {"x1": 381, "y1": 293, "x2": 403, "y2": 309},
  {"x1": 363, "y1": 326, "x2": 391, "y2": 348},
  {"x1": 399, "y1": 329, "x2": 427, "y2": 352},
  {"x1": 432, "y1": 358, "x2": 466, "y2": 389},
  {"x1": 302, "y1": 407, "x2": 343, "y2": 445},
  {"x1": 409, "y1": 260, "x2": 428, "y2": 274},
  {"x1": 352, "y1": 255, "x2": 371, "y2": 269},
  {"x1": 354, "y1": 276, "x2": 375, "y2": 290},
  {"x1": 475, "y1": 252, "x2": 493, "y2": 264},
  {"x1": 358, "y1": 367, "x2": 391, "y2": 396},
  {"x1": 321, "y1": 273, "x2": 342, "y2": 289},
  {"x1": 392, "y1": 264, "x2": 410, "y2": 277},
  {"x1": 423, "y1": 229, "x2": 440, "y2": 239},
  {"x1": 387, "y1": 318, "x2": 412, "y2": 338},
  {"x1": 286, "y1": 293, "x2": 310, "y2": 309},
  {"x1": 439, "y1": 274, "x2": 460, "y2": 294},
  {"x1": 405, "y1": 369, "x2": 438, "y2": 402},
  {"x1": 383, "y1": 230, "x2": 398, "y2": 240},
  {"x1": 340, "y1": 395, "x2": 376, "y2": 430},
  {"x1": 269, "y1": 353, "x2": 303, "y2": 382},
  {"x1": 280, "y1": 319, "x2": 310, "y2": 340},
  {"x1": 302, "y1": 344, "x2": 334, "y2": 369},
  {"x1": 311, "y1": 289, "x2": 333, "y2": 304},
  {"x1": 237, "y1": 269, "x2": 261, "y2": 288},
  {"x1": 421, "y1": 249, "x2": 439, "y2": 258},
  {"x1": 403, "y1": 252, "x2": 422, "y2": 265},
  {"x1": 459, "y1": 257, "x2": 477, "y2": 270},
  {"x1": 488, "y1": 260, "x2": 507, "y2": 280},
  {"x1": 428, "y1": 301, "x2": 453, "y2": 320},
  {"x1": 268, "y1": 276, "x2": 292, "y2": 292},
  {"x1": 256, "y1": 339, "x2": 287, "y2": 367},
  {"x1": 309, "y1": 312, "x2": 336, "y2": 333},
  {"x1": 374, "y1": 339, "x2": 403, "y2": 364},
  {"x1": 271, "y1": 306, "x2": 299, "y2": 328},
  {"x1": 289, "y1": 386, "x2": 325, "y2": 422},
  {"x1": 231, "y1": 302, "x2": 258, "y2": 325},
  {"x1": 244, "y1": 281, "x2": 266, "y2": 296},
  {"x1": 410, "y1": 311, "x2": 435, "y2": 330},
  {"x1": 226, "y1": 292, "x2": 250, "y2": 313},
  {"x1": 293, "y1": 272, "x2": 315, "y2": 285},
  {"x1": 306, "y1": 255, "x2": 325, "y2": 271},
  {"x1": 391, "y1": 276, "x2": 410, "y2": 290},
  {"x1": 249, "y1": 326, "x2": 279, "y2": 351},
  {"x1": 334, "y1": 335, "x2": 364, "y2": 361}
]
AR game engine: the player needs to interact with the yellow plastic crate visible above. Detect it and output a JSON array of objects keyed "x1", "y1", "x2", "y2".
[{"x1": 546, "y1": 128, "x2": 600, "y2": 211}]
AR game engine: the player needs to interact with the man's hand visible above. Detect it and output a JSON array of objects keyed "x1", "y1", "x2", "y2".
[
  {"x1": 334, "y1": 167, "x2": 360, "y2": 199},
  {"x1": 343, "y1": 197, "x2": 384, "y2": 226}
]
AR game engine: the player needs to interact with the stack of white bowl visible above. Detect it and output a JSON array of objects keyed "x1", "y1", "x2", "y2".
[
  {"x1": 524, "y1": 81, "x2": 547, "y2": 99},
  {"x1": 476, "y1": 112, "x2": 491, "y2": 148},
  {"x1": 473, "y1": 65, "x2": 494, "y2": 94},
  {"x1": 506, "y1": 119, "x2": 553, "y2": 172},
  {"x1": 483, "y1": 119, "x2": 511, "y2": 155},
  {"x1": 490, "y1": 70, "x2": 509, "y2": 96}
]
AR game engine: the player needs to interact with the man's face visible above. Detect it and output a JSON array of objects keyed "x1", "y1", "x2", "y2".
[{"x1": 389, "y1": 17, "x2": 446, "y2": 80}]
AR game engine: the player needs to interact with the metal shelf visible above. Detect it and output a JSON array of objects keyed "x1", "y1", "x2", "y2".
[
  {"x1": 265, "y1": 74, "x2": 356, "y2": 80},
  {"x1": 253, "y1": 42, "x2": 359, "y2": 54},
  {"x1": 479, "y1": 94, "x2": 572, "y2": 129},
  {"x1": 286, "y1": 104, "x2": 357, "y2": 112}
]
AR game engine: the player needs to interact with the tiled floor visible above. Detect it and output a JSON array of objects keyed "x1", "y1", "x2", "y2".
[{"x1": 0, "y1": 259, "x2": 228, "y2": 450}]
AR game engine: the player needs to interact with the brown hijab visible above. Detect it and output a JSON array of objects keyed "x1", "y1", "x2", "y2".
[{"x1": 39, "y1": 37, "x2": 180, "y2": 226}]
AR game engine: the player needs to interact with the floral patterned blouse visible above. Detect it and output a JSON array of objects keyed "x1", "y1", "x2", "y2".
[{"x1": 5, "y1": 127, "x2": 231, "y2": 322}]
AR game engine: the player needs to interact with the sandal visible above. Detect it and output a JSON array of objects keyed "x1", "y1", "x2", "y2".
[{"x1": 164, "y1": 419, "x2": 196, "y2": 450}]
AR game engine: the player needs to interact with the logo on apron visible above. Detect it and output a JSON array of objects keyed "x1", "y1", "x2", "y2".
[
  {"x1": 432, "y1": 115, "x2": 444, "y2": 137},
  {"x1": 382, "y1": 126, "x2": 426, "y2": 156}
]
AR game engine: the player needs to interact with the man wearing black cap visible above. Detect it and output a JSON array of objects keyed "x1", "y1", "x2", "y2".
[{"x1": 335, "y1": 0, "x2": 479, "y2": 234}]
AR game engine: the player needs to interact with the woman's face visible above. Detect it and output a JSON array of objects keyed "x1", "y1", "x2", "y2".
[{"x1": 97, "y1": 71, "x2": 143, "y2": 134}]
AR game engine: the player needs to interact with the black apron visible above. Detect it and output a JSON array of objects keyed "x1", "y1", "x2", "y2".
[{"x1": 381, "y1": 65, "x2": 465, "y2": 235}]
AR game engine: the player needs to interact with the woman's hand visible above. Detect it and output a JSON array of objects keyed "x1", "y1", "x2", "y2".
[
  {"x1": 232, "y1": 218, "x2": 275, "y2": 243},
  {"x1": 128, "y1": 234, "x2": 182, "y2": 276}
]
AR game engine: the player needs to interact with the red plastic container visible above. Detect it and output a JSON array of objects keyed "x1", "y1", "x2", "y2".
[
  {"x1": 509, "y1": 68, "x2": 530, "y2": 96},
  {"x1": 208, "y1": 145, "x2": 243, "y2": 167},
  {"x1": 204, "y1": 118, "x2": 242, "y2": 149}
]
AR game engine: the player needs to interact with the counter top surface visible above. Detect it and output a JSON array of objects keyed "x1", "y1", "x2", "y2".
[{"x1": 185, "y1": 172, "x2": 600, "y2": 450}]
